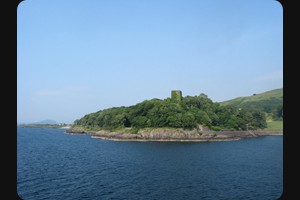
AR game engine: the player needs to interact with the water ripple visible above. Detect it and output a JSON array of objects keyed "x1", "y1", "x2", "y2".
[{"x1": 17, "y1": 128, "x2": 282, "y2": 200}]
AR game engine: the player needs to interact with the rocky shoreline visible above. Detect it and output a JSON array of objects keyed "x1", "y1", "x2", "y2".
[{"x1": 66, "y1": 127, "x2": 283, "y2": 142}]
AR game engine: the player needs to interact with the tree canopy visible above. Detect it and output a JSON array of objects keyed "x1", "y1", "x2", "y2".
[
  {"x1": 220, "y1": 88, "x2": 283, "y2": 120},
  {"x1": 74, "y1": 94, "x2": 267, "y2": 131}
]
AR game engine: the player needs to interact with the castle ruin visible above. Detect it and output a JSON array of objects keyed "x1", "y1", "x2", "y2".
[{"x1": 171, "y1": 90, "x2": 182, "y2": 102}]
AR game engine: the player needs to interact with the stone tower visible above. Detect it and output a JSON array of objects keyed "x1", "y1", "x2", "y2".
[{"x1": 171, "y1": 90, "x2": 182, "y2": 102}]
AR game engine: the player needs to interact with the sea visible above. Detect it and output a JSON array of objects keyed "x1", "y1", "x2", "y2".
[{"x1": 17, "y1": 127, "x2": 282, "y2": 200}]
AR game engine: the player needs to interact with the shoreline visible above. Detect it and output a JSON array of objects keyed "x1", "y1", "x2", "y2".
[
  {"x1": 90, "y1": 135, "x2": 243, "y2": 142},
  {"x1": 66, "y1": 127, "x2": 283, "y2": 142}
]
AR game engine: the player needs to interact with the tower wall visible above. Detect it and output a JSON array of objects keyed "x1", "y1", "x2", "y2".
[{"x1": 171, "y1": 90, "x2": 182, "y2": 102}]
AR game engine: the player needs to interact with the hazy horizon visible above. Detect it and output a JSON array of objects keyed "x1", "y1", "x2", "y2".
[{"x1": 17, "y1": 0, "x2": 283, "y2": 124}]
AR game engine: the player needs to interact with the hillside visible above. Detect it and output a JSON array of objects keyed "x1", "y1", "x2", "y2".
[{"x1": 220, "y1": 88, "x2": 283, "y2": 120}]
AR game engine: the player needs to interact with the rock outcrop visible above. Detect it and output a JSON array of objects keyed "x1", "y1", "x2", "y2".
[{"x1": 66, "y1": 127, "x2": 282, "y2": 142}]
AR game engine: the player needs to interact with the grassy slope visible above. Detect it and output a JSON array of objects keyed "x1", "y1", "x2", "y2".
[
  {"x1": 220, "y1": 88, "x2": 283, "y2": 131},
  {"x1": 220, "y1": 88, "x2": 283, "y2": 107},
  {"x1": 265, "y1": 121, "x2": 283, "y2": 131}
]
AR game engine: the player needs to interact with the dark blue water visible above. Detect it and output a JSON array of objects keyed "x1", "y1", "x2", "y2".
[{"x1": 17, "y1": 127, "x2": 282, "y2": 200}]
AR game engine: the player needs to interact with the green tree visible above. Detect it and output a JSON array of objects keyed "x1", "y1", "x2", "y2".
[
  {"x1": 73, "y1": 92, "x2": 267, "y2": 131},
  {"x1": 132, "y1": 116, "x2": 148, "y2": 128},
  {"x1": 167, "y1": 113, "x2": 183, "y2": 128},
  {"x1": 181, "y1": 112, "x2": 197, "y2": 128}
]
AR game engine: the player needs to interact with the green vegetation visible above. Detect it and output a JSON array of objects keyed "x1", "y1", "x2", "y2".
[
  {"x1": 265, "y1": 120, "x2": 283, "y2": 131},
  {"x1": 73, "y1": 91, "x2": 267, "y2": 132},
  {"x1": 220, "y1": 88, "x2": 283, "y2": 120}
]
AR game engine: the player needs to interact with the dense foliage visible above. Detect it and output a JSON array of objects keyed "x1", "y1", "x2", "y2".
[
  {"x1": 220, "y1": 88, "x2": 283, "y2": 120},
  {"x1": 74, "y1": 94, "x2": 267, "y2": 131}
]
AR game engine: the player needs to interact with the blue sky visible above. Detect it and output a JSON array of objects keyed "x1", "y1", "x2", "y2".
[{"x1": 17, "y1": 0, "x2": 283, "y2": 124}]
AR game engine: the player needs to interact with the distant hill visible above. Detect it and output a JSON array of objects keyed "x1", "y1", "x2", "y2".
[
  {"x1": 220, "y1": 88, "x2": 283, "y2": 118},
  {"x1": 33, "y1": 120, "x2": 58, "y2": 124}
]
